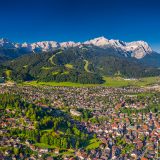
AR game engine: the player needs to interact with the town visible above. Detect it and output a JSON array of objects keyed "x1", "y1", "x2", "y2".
[{"x1": 0, "y1": 84, "x2": 159, "y2": 160}]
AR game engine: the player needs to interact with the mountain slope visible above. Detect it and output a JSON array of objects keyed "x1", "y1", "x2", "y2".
[
  {"x1": 139, "y1": 52, "x2": 160, "y2": 67},
  {"x1": 3, "y1": 47, "x2": 160, "y2": 84},
  {"x1": 84, "y1": 37, "x2": 153, "y2": 59},
  {"x1": 1, "y1": 37, "x2": 160, "y2": 84}
]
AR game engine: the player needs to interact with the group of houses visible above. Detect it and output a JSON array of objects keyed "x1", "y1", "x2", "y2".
[{"x1": 0, "y1": 85, "x2": 159, "y2": 159}]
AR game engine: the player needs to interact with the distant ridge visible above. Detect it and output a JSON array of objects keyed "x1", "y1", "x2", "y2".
[{"x1": 0, "y1": 36, "x2": 155, "y2": 59}]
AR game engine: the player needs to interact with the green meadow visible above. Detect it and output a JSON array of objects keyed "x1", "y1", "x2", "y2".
[
  {"x1": 5, "y1": 69, "x2": 12, "y2": 80},
  {"x1": 22, "y1": 76, "x2": 160, "y2": 87}
]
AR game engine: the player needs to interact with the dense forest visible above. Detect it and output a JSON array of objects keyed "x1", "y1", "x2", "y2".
[{"x1": 1, "y1": 47, "x2": 160, "y2": 84}]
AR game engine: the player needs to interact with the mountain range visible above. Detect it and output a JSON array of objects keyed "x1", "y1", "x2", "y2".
[
  {"x1": 0, "y1": 37, "x2": 157, "y2": 59},
  {"x1": 0, "y1": 37, "x2": 160, "y2": 84}
]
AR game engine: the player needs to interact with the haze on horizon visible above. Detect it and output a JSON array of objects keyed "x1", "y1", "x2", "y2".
[{"x1": 0, "y1": 0, "x2": 160, "y2": 52}]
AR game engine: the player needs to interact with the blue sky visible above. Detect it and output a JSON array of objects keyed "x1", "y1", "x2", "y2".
[{"x1": 0, "y1": 0, "x2": 160, "y2": 52}]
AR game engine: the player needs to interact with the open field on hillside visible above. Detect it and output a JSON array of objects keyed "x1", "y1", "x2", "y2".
[
  {"x1": 22, "y1": 76, "x2": 160, "y2": 87},
  {"x1": 65, "y1": 64, "x2": 74, "y2": 69},
  {"x1": 5, "y1": 69, "x2": 12, "y2": 80},
  {"x1": 84, "y1": 59, "x2": 92, "y2": 73},
  {"x1": 49, "y1": 51, "x2": 62, "y2": 65}
]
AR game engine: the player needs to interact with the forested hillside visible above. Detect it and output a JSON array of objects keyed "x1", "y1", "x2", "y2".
[{"x1": 1, "y1": 47, "x2": 159, "y2": 84}]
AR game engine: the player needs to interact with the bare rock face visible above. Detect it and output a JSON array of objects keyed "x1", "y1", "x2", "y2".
[{"x1": 84, "y1": 37, "x2": 152, "y2": 59}]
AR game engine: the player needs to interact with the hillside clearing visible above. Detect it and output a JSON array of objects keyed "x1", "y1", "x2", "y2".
[
  {"x1": 5, "y1": 70, "x2": 12, "y2": 80},
  {"x1": 65, "y1": 64, "x2": 74, "y2": 69},
  {"x1": 49, "y1": 51, "x2": 62, "y2": 65},
  {"x1": 84, "y1": 60, "x2": 92, "y2": 73}
]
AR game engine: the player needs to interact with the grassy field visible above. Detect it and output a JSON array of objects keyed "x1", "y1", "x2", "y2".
[
  {"x1": 35, "y1": 143, "x2": 75, "y2": 157},
  {"x1": 35, "y1": 143, "x2": 56, "y2": 149},
  {"x1": 22, "y1": 81, "x2": 98, "y2": 87},
  {"x1": 84, "y1": 59, "x2": 92, "y2": 73},
  {"x1": 132, "y1": 76, "x2": 160, "y2": 86},
  {"x1": 49, "y1": 54, "x2": 56, "y2": 65},
  {"x1": 85, "y1": 138, "x2": 102, "y2": 150},
  {"x1": 52, "y1": 71, "x2": 59, "y2": 75},
  {"x1": 103, "y1": 76, "x2": 160, "y2": 87},
  {"x1": 5, "y1": 69, "x2": 12, "y2": 80},
  {"x1": 65, "y1": 64, "x2": 74, "y2": 69},
  {"x1": 35, "y1": 138, "x2": 101, "y2": 153},
  {"x1": 49, "y1": 51, "x2": 62, "y2": 65},
  {"x1": 22, "y1": 76, "x2": 160, "y2": 87},
  {"x1": 103, "y1": 77, "x2": 132, "y2": 87}
]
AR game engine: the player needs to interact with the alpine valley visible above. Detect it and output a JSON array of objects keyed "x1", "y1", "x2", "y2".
[{"x1": 0, "y1": 37, "x2": 160, "y2": 84}]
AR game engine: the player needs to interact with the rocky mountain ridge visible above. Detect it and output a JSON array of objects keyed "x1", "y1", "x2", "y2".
[{"x1": 0, "y1": 37, "x2": 154, "y2": 59}]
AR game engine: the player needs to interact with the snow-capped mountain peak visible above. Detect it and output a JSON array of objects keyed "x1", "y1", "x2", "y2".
[
  {"x1": 84, "y1": 36, "x2": 110, "y2": 47},
  {"x1": 125, "y1": 41, "x2": 152, "y2": 59},
  {"x1": 60, "y1": 41, "x2": 80, "y2": 48},
  {"x1": 83, "y1": 37, "x2": 152, "y2": 58},
  {"x1": 31, "y1": 41, "x2": 60, "y2": 51},
  {"x1": 0, "y1": 37, "x2": 153, "y2": 59},
  {"x1": 109, "y1": 39, "x2": 126, "y2": 47}
]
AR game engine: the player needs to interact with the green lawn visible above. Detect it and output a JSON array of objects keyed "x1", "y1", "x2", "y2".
[
  {"x1": 35, "y1": 143, "x2": 75, "y2": 157},
  {"x1": 59, "y1": 149, "x2": 75, "y2": 157},
  {"x1": 35, "y1": 143, "x2": 56, "y2": 149},
  {"x1": 34, "y1": 138, "x2": 101, "y2": 151},
  {"x1": 85, "y1": 138, "x2": 101, "y2": 150}
]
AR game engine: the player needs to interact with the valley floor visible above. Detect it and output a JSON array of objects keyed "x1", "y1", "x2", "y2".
[{"x1": 21, "y1": 76, "x2": 160, "y2": 87}]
